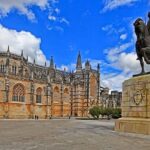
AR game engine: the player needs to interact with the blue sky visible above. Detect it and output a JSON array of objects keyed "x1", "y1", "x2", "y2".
[{"x1": 0, "y1": 0, "x2": 149, "y2": 91}]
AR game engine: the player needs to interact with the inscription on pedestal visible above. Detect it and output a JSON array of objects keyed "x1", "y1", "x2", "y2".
[{"x1": 128, "y1": 82, "x2": 147, "y2": 107}]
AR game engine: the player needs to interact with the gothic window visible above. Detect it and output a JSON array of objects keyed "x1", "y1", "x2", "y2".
[
  {"x1": 12, "y1": 84, "x2": 25, "y2": 102},
  {"x1": 54, "y1": 86, "x2": 59, "y2": 93},
  {"x1": 64, "y1": 88, "x2": 69, "y2": 94},
  {"x1": 36, "y1": 87, "x2": 42, "y2": 103},
  {"x1": 12, "y1": 66, "x2": 17, "y2": 75},
  {"x1": 0, "y1": 61, "x2": 5, "y2": 73}
]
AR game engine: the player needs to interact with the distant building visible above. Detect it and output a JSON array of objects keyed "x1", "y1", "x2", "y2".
[
  {"x1": 0, "y1": 47, "x2": 100, "y2": 119},
  {"x1": 100, "y1": 87, "x2": 122, "y2": 108}
]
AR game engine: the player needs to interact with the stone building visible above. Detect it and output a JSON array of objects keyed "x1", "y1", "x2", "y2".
[
  {"x1": 100, "y1": 87, "x2": 122, "y2": 108},
  {"x1": 109, "y1": 91, "x2": 122, "y2": 108},
  {"x1": 0, "y1": 47, "x2": 100, "y2": 119}
]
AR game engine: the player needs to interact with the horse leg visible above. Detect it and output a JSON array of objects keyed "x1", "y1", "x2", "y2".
[{"x1": 139, "y1": 58, "x2": 145, "y2": 74}]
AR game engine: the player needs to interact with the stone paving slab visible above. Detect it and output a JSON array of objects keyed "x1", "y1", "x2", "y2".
[{"x1": 0, "y1": 119, "x2": 150, "y2": 150}]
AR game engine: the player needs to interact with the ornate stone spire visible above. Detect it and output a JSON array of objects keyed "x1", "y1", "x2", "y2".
[
  {"x1": 76, "y1": 51, "x2": 82, "y2": 71},
  {"x1": 21, "y1": 50, "x2": 24, "y2": 61},
  {"x1": 27, "y1": 56, "x2": 28, "y2": 62},
  {"x1": 97, "y1": 63, "x2": 100, "y2": 72},
  {"x1": 6, "y1": 45, "x2": 10, "y2": 69},
  {"x1": 33, "y1": 59, "x2": 35, "y2": 65},
  {"x1": 7, "y1": 45, "x2": 10, "y2": 56},
  {"x1": 50, "y1": 56, "x2": 54, "y2": 69},
  {"x1": 7, "y1": 45, "x2": 10, "y2": 53},
  {"x1": 85, "y1": 60, "x2": 91, "y2": 71},
  {"x1": 21, "y1": 50, "x2": 23, "y2": 57}
]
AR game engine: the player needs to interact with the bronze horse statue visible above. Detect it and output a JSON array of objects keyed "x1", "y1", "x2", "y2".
[{"x1": 134, "y1": 18, "x2": 150, "y2": 74}]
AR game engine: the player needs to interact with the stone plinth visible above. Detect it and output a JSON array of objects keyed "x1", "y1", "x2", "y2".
[{"x1": 115, "y1": 74, "x2": 150, "y2": 135}]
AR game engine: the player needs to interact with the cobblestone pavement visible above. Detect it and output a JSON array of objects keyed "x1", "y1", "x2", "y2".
[{"x1": 0, "y1": 119, "x2": 150, "y2": 150}]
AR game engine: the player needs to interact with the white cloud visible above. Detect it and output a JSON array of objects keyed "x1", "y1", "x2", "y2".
[
  {"x1": 58, "y1": 63, "x2": 76, "y2": 72},
  {"x1": 101, "y1": 72, "x2": 131, "y2": 91},
  {"x1": 0, "y1": 0, "x2": 50, "y2": 20},
  {"x1": 0, "y1": 24, "x2": 47, "y2": 65},
  {"x1": 48, "y1": 16, "x2": 70, "y2": 26},
  {"x1": 101, "y1": 24, "x2": 117, "y2": 35},
  {"x1": 59, "y1": 65, "x2": 69, "y2": 71},
  {"x1": 48, "y1": 15, "x2": 57, "y2": 21},
  {"x1": 0, "y1": 0, "x2": 69, "y2": 31},
  {"x1": 102, "y1": 0, "x2": 139, "y2": 12},
  {"x1": 60, "y1": 18, "x2": 70, "y2": 25},
  {"x1": 120, "y1": 33, "x2": 127, "y2": 40},
  {"x1": 105, "y1": 42, "x2": 132, "y2": 62},
  {"x1": 54, "y1": 8, "x2": 60, "y2": 14},
  {"x1": 105, "y1": 42, "x2": 141, "y2": 74},
  {"x1": 47, "y1": 25, "x2": 64, "y2": 32},
  {"x1": 88, "y1": 59, "x2": 101, "y2": 69},
  {"x1": 102, "y1": 25, "x2": 112, "y2": 31},
  {"x1": 101, "y1": 24, "x2": 126, "y2": 36}
]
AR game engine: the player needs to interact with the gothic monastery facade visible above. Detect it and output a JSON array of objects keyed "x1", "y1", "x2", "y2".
[{"x1": 0, "y1": 47, "x2": 100, "y2": 119}]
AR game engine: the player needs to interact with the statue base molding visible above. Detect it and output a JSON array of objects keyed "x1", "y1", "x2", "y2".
[
  {"x1": 115, "y1": 118, "x2": 150, "y2": 135},
  {"x1": 115, "y1": 74, "x2": 150, "y2": 135}
]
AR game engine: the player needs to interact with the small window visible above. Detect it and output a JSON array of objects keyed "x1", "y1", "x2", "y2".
[
  {"x1": 0, "y1": 64, "x2": 5, "y2": 73},
  {"x1": 54, "y1": 86, "x2": 59, "y2": 93},
  {"x1": 64, "y1": 88, "x2": 69, "y2": 94},
  {"x1": 12, "y1": 66, "x2": 17, "y2": 75},
  {"x1": 36, "y1": 88, "x2": 42, "y2": 103}
]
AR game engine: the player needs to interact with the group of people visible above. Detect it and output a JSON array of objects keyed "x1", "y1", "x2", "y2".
[
  {"x1": 34, "y1": 115, "x2": 39, "y2": 120},
  {"x1": 33, "y1": 115, "x2": 71, "y2": 120}
]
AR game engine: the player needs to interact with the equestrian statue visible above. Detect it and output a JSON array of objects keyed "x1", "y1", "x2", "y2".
[{"x1": 134, "y1": 12, "x2": 150, "y2": 74}]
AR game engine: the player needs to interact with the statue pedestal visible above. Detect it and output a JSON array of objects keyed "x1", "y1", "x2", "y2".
[{"x1": 115, "y1": 74, "x2": 150, "y2": 135}]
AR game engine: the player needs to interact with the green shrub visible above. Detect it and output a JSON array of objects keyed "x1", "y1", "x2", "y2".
[
  {"x1": 89, "y1": 106, "x2": 122, "y2": 119},
  {"x1": 89, "y1": 106, "x2": 101, "y2": 119},
  {"x1": 112, "y1": 108, "x2": 121, "y2": 119},
  {"x1": 105, "y1": 108, "x2": 113, "y2": 119}
]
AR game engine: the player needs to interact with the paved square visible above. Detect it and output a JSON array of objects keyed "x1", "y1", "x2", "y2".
[{"x1": 0, "y1": 119, "x2": 150, "y2": 150}]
